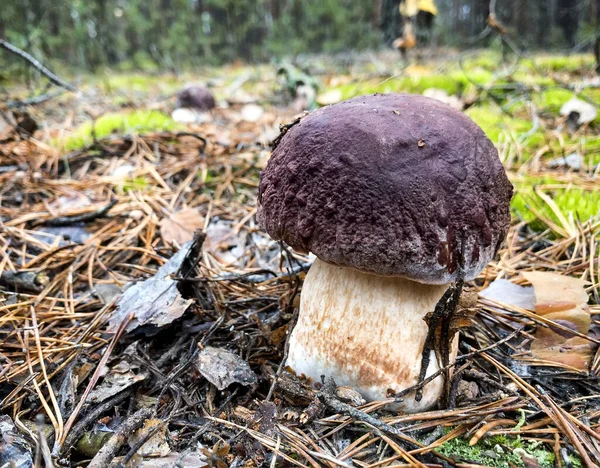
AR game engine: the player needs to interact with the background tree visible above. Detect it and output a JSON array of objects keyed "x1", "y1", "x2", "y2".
[{"x1": 0, "y1": 0, "x2": 597, "y2": 76}]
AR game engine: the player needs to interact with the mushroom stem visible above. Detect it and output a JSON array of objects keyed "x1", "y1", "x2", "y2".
[{"x1": 287, "y1": 258, "x2": 459, "y2": 413}]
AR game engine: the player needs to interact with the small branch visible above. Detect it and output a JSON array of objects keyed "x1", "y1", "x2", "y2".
[
  {"x1": 60, "y1": 389, "x2": 134, "y2": 456},
  {"x1": 0, "y1": 39, "x2": 77, "y2": 92},
  {"x1": 393, "y1": 327, "x2": 523, "y2": 401},
  {"x1": 87, "y1": 407, "x2": 154, "y2": 468},
  {"x1": 113, "y1": 421, "x2": 166, "y2": 468},
  {"x1": 7, "y1": 90, "x2": 66, "y2": 109},
  {"x1": 317, "y1": 377, "x2": 414, "y2": 443},
  {"x1": 41, "y1": 199, "x2": 117, "y2": 227},
  {"x1": 0, "y1": 270, "x2": 49, "y2": 293}
]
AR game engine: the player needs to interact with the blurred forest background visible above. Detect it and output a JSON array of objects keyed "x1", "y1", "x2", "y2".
[{"x1": 1, "y1": 0, "x2": 599, "y2": 73}]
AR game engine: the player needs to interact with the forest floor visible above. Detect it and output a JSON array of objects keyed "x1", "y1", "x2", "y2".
[{"x1": 1, "y1": 48, "x2": 600, "y2": 468}]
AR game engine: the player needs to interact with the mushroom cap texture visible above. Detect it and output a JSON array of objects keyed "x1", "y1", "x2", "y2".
[
  {"x1": 258, "y1": 93, "x2": 513, "y2": 284},
  {"x1": 176, "y1": 85, "x2": 216, "y2": 111}
]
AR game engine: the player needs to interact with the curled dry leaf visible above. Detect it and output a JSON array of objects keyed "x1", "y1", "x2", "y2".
[
  {"x1": 522, "y1": 271, "x2": 593, "y2": 370},
  {"x1": 196, "y1": 346, "x2": 257, "y2": 391},
  {"x1": 159, "y1": 208, "x2": 204, "y2": 245},
  {"x1": 108, "y1": 243, "x2": 194, "y2": 333}
]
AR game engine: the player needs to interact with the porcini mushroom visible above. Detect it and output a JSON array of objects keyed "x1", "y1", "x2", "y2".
[{"x1": 258, "y1": 94, "x2": 512, "y2": 412}]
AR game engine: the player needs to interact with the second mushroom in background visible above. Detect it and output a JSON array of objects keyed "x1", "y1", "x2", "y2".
[{"x1": 258, "y1": 93, "x2": 513, "y2": 412}]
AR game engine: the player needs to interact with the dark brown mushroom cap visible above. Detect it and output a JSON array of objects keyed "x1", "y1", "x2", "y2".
[
  {"x1": 176, "y1": 85, "x2": 216, "y2": 111},
  {"x1": 258, "y1": 93, "x2": 513, "y2": 284}
]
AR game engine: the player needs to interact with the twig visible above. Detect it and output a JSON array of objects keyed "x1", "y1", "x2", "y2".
[
  {"x1": 59, "y1": 310, "x2": 130, "y2": 448},
  {"x1": 394, "y1": 327, "x2": 524, "y2": 400},
  {"x1": 36, "y1": 414, "x2": 55, "y2": 468},
  {"x1": 87, "y1": 407, "x2": 154, "y2": 468},
  {"x1": 41, "y1": 199, "x2": 118, "y2": 227},
  {"x1": 416, "y1": 271, "x2": 464, "y2": 402},
  {"x1": 318, "y1": 378, "x2": 414, "y2": 446},
  {"x1": 6, "y1": 90, "x2": 66, "y2": 109},
  {"x1": 113, "y1": 420, "x2": 166, "y2": 468},
  {"x1": 0, "y1": 39, "x2": 77, "y2": 92},
  {"x1": 0, "y1": 270, "x2": 48, "y2": 293},
  {"x1": 61, "y1": 389, "x2": 134, "y2": 456}
]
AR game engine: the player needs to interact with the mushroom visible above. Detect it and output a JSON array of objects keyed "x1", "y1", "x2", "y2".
[
  {"x1": 258, "y1": 94, "x2": 513, "y2": 412},
  {"x1": 176, "y1": 84, "x2": 216, "y2": 111}
]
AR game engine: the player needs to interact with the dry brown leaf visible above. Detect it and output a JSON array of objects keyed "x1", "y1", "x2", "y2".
[
  {"x1": 159, "y1": 208, "x2": 204, "y2": 245},
  {"x1": 522, "y1": 272, "x2": 589, "y2": 315},
  {"x1": 129, "y1": 418, "x2": 170, "y2": 457},
  {"x1": 523, "y1": 271, "x2": 592, "y2": 370}
]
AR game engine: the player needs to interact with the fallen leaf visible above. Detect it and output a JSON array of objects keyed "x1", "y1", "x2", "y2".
[
  {"x1": 107, "y1": 243, "x2": 194, "y2": 333},
  {"x1": 480, "y1": 273, "x2": 593, "y2": 371},
  {"x1": 36, "y1": 225, "x2": 92, "y2": 245},
  {"x1": 75, "y1": 427, "x2": 113, "y2": 457},
  {"x1": 160, "y1": 208, "x2": 204, "y2": 245},
  {"x1": 196, "y1": 346, "x2": 257, "y2": 390},
  {"x1": 522, "y1": 272, "x2": 588, "y2": 315},
  {"x1": 252, "y1": 401, "x2": 277, "y2": 437},
  {"x1": 522, "y1": 271, "x2": 592, "y2": 370},
  {"x1": 546, "y1": 152, "x2": 582, "y2": 171},
  {"x1": 479, "y1": 278, "x2": 535, "y2": 311},
  {"x1": 560, "y1": 97, "x2": 598, "y2": 124},
  {"x1": 129, "y1": 419, "x2": 170, "y2": 457},
  {"x1": 94, "y1": 283, "x2": 123, "y2": 304},
  {"x1": 88, "y1": 360, "x2": 146, "y2": 403}
]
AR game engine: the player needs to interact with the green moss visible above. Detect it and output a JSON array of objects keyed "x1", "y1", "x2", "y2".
[
  {"x1": 460, "y1": 51, "x2": 503, "y2": 72},
  {"x1": 437, "y1": 435, "x2": 524, "y2": 467},
  {"x1": 325, "y1": 72, "x2": 472, "y2": 102},
  {"x1": 119, "y1": 176, "x2": 149, "y2": 193},
  {"x1": 59, "y1": 110, "x2": 179, "y2": 151},
  {"x1": 466, "y1": 105, "x2": 541, "y2": 149},
  {"x1": 535, "y1": 88, "x2": 576, "y2": 114},
  {"x1": 99, "y1": 73, "x2": 180, "y2": 94},
  {"x1": 528, "y1": 54, "x2": 595, "y2": 73},
  {"x1": 511, "y1": 175, "x2": 600, "y2": 230},
  {"x1": 437, "y1": 433, "x2": 583, "y2": 468}
]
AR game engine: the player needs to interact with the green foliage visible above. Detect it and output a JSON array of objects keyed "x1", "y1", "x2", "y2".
[
  {"x1": 437, "y1": 433, "x2": 583, "y2": 468},
  {"x1": 511, "y1": 176, "x2": 600, "y2": 229},
  {"x1": 60, "y1": 110, "x2": 178, "y2": 151},
  {"x1": 529, "y1": 54, "x2": 596, "y2": 73},
  {"x1": 119, "y1": 176, "x2": 149, "y2": 193},
  {"x1": 535, "y1": 88, "x2": 576, "y2": 113}
]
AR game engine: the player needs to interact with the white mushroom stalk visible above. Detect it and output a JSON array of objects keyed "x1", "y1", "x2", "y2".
[{"x1": 287, "y1": 259, "x2": 457, "y2": 412}]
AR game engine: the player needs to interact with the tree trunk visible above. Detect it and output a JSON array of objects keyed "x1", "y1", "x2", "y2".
[
  {"x1": 517, "y1": 0, "x2": 528, "y2": 38},
  {"x1": 557, "y1": 0, "x2": 579, "y2": 47},
  {"x1": 380, "y1": 0, "x2": 402, "y2": 45}
]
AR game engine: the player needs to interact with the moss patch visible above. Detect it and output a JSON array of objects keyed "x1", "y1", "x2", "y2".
[
  {"x1": 97, "y1": 73, "x2": 181, "y2": 95},
  {"x1": 60, "y1": 110, "x2": 179, "y2": 151},
  {"x1": 511, "y1": 175, "x2": 600, "y2": 230},
  {"x1": 437, "y1": 433, "x2": 580, "y2": 468}
]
